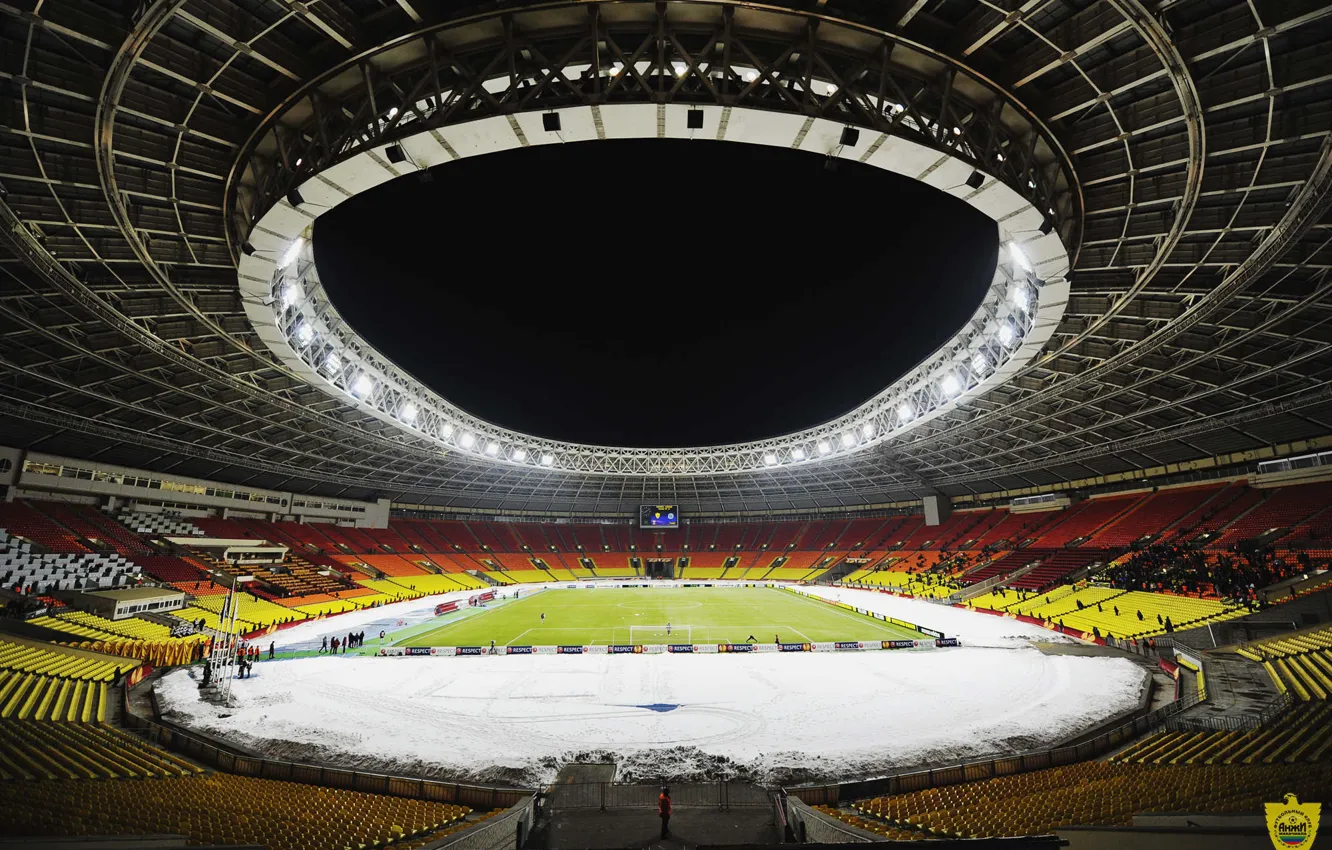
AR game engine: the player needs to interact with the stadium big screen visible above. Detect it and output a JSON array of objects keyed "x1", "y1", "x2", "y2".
[{"x1": 639, "y1": 505, "x2": 679, "y2": 529}]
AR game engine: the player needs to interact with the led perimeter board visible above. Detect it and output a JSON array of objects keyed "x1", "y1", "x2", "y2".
[{"x1": 639, "y1": 505, "x2": 680, "y2": 529}]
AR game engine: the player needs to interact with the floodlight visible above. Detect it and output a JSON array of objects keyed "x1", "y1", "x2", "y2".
[
  {"x1": 540, "y1": 453, "x2": 554, "y2": 467},
  {"x1": 323, "y1": 352, "x2": 341, "y2": 373},
  {"x1": 459, "y1": 432, "x2": 475, "y2": 449},
  {"x1": 743, "y1": 69, "x2": 758, "y2": 82},
  {"x1": 295, "y1": 158, "x2": 302, "y2": 167},
  {"x1": 817, "y1": 440, "x2": 831, "y2": 455},
  {"x1": 764, "y1": 453, "x2": 778, "y2": 466},
  {"x1": 387, "y1": 107, "x2": 398, "y2": 119},
  {"x1": 890, "y1": 102, "x2": 905, "y2": 114},
  {"x1": 400, "y1": 402, "x2": 417, "y2": 424},
  {"x1": 792, "y1": 447, "x2": 806, "y2": 461},
  {"x1": 672, "y1": 61, "x2": 687, "y2": 77},
  {"x1": 295, "y1": 321, "x2": 313, "y2": 344},
  {"x1": 996, "y1": 152, "x2": 1005, "y2": 162},
  {"x1": 840, "y1": 432, "x2": 855, "y2": 447},
  {"x1": 999, "y1": 323, "x2": 1016, "y2": 346},
  {"x1": 898, "y1": 403, "x2": 913, "y2": 421},
  {"x1": 485, "y1": 442, "x2": 499, "y2": 456},
  {"x1": 352, "y1": 374, "x2": 374, "y2": 397},
  {"x1": 280, "y1": 236, "x2": 304, "y2": 269},
  {"x1": 1007, "y1": 241, "x2": 1033, "y2": 272},
  {"x1": 513, "y1": 448, "x2": 527, "y2": 462},
  {"x1": 942, "y1": 374, "x2": 961, "y2": 396},
  {"x1": 861, "y1": 422, "x2": 875, "y2": 438},
  {"x1": 972, "y1": 352, "x2": 988, "y2": 372},
  {"x1": 440, "y1": 422, "x2": 454, "y2": 437},
  {"x1": 280, "y1": 283, "x2": 298, "y2": 308},
  {"x1": 1012, "y1": 284, "x2": 1030, "y2": 311},
  {"x1": 608, "y1": 63, "x2": 623, "y2": 76},
  {"x1": 1028, "y1": 179, "x2": 1036, "y2": 189}
]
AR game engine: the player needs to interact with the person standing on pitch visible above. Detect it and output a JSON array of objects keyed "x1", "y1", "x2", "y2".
[{"x1": 658, "y1": 786, "x2": 672, "y2": 838}]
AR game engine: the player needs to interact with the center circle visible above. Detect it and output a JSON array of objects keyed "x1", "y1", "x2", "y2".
[{"x1": 315, "y1": 138, "x2": 998, "y2": 447}]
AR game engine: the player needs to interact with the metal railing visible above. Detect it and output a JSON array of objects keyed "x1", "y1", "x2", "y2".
[
  {"x1": 1165, "y1": 690, "x2": 1294, "y2": 733},
  {"x1": 430, "y1": 797, "x2": 536, "y2": 850},
  {"x1": 548, "y1": 781, "x2": 771, "y2": 811}
]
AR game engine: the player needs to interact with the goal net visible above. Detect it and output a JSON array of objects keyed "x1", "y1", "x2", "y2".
[{"x1": 629, "y1": 624, "x2": 691, "y2": 644}]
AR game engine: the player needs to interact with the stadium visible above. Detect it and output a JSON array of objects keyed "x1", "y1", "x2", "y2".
[{"x1": 1, "y1": 0, "x2": 1331, "y2": 849}]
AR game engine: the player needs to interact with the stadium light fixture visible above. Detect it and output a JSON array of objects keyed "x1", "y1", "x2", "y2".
[
  {"x1": 279, "y1": 237, "x2": 304, "y2": 270},
  {"x1": 792, "y1": 447, "x2": 806, "y2": 461},
  {"x1": 942, "y1": 374, "x2": 961, "y2": 396},
  {"x1": 280, "y1": 284, "x2": 298, "y2": 309},
  {"x1": 817, "y1": 440, "x2": 831, "y2": 455},
  {"x1": 295, "y1": 321, "x2": 313, "y2": 344},
  {"x1": 485, "y1": 442, "x2": 499, "y2": 456},
  {"x1": 352, "y1": 374, "x2": 374, "y2": 398},
  {"x1": 440, "y1": 422, "x2": 454, "y2": 437},
  {"x1": 387, "y1": 107, "x2": 398, "y2": 119},
  {"x1": 513, "y1": 448, "x2": 527, "y2": 462},
  {"x1": 952, "y1": 126, "x2": 962, "y2": 136},
  {"x1": 322, "y1": 352, "x2": 341, "y2": 373},
  {"x1": 840, "y1": 432, "x2": 855, "y2": 447},
  {"x1": 998, "y1": 323, "x2": 1015, "y2": 346},
  {"x1": 672, "y1": 61, "x2": 687, "y2": 77},
  {"x1": 608, "y1": 63, "x2": 623, "y2": 77},
  {"x1": 459, "y1": 432, "x2": 475, "y2": 449},
  {"x1": 743, "y1": 69, "x2": 758, "y2": 82},
  {"x1": 764, "y1": 453, "x2": 777, "y2": 466},
  {"x1": 1012, "y1": 284, "x2": 1030, "y2": 312},
  {"x1": 540, "y1": 453, "x2": 554, "y2": 467},
  {"x1": 1007, "y1": 241, "x2": 1033, "y2": 273},
  {"x1": 400, "y1": 402, "x2": 417, "y2": 424},
  {"x1": 898, "y1": 403, "x2": 914, "y2": 422},
  {"x1": 861, "y1": 422, "x2": 875, "y2": 438},
  {"x1": 972, "y1": 351, "x2": 988, "y2": 372}
]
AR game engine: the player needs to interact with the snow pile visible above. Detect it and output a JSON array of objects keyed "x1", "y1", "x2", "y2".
[
  {"x1": 799, "y1": 584, "x2": 1068, "y2": 648},
  {"x1": 157, "y1": 641, "x2": 1145, "y2": 786}
]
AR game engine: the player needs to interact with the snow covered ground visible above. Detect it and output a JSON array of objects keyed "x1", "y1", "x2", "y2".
[
  {"x1": 157, "y1": 585, "x2": 1146, "y2": 786},
  {"x1": 796, "y1": 584, "x2": 1066, "y2": 648}
]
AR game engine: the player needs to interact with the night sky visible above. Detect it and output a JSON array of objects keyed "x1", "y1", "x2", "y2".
[{"x1": 315, "y1": 139, "x2": 996, "y2": 447}]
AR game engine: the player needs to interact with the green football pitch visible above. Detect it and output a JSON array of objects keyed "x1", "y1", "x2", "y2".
[{"x1": 395, "y1": 586, "x2": 925, "y2": 647}]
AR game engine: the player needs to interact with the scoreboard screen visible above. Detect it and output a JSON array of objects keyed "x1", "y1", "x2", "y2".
[{"x1": 639, "y1": 505, "x2": 679, "y2": 529}]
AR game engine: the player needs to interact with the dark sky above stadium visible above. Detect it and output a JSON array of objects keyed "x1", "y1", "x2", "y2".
[{"x1": 316, "y1": 139, "x2": 996, "y2": 447}]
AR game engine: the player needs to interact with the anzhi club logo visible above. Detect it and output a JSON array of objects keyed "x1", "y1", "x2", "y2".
[{"x1": 1267, "y1": 794, "x2": 1320, "y2": 849}]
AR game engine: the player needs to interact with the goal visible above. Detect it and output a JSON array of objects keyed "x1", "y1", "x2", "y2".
[{"x1": 629, "y1": 624, "x2": 691, "y2": 644}]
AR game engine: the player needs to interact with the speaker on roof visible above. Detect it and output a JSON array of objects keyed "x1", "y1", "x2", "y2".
[
  {"x1": 542, "y1": 112, "x2": 562, "y2": 132},
  {"x1": 965, "y1": 170, "x2": 985, "y2": 190},
  {"x1": 1040, "y1": 216, "x2": 1055, "y2": 235},
  {"x1": 839, "y1": 126, "x2": 859, "y2": 147},
  {"x1": 687, "y1": 109, "x2": 704, "y2": 129},
  {"x1": 286, "y1": 188, "x2": 304, "y2": 208},
  {"x1": 385, "y1": 144, "x2": 407, "y2": 164},
  {"x1": 241, "y1": 242, "x2": 256, "y2": 256}
]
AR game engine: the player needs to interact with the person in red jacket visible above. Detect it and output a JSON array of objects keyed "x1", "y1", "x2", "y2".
[{"x1": 658, "y1": 786, "x2": 672, "y2": 838}]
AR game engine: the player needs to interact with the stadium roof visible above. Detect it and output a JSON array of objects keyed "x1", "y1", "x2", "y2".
[{"x1": 1, "y1": 0, "x2": 1330, "y2": 514}]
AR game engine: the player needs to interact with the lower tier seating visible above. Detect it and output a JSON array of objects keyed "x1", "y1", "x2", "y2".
[
  {"x1": 0, "y1": 638, "x2": 139, "y2": 682},
  {"x1": 0, "y1": 671, "x2": 106, "y2": 722},
  {"x1": 3, "y1": 772, "x2": 472, "y2": 850},
  {"x1": 846, "y1": 759, "x2": 1332, "y2": 839},
  {"x1": 0, "y1": 719, "x2": 201, "y2": 780},
  {"x1": 1111, "y1": 702, "x2": 1332, "y2": 765}
]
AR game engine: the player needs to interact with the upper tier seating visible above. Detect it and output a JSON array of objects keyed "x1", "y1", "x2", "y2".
[
  {"x1": 1, "y1": 531, "x2": 142, "y2": 595},
  {"x1": 1093, "y1": 486, "x2": 1222, "y2": 547},
  {"x1": 1215, "y1": 482, "x2": 1332, "y2": 546},
  {"x1": 1031, "y1": 497, "x2": 1137, "y2": 547},
  {"x1": 115, "y1": 510, "x2": 204, "y2": 537},
  {"x1": 0, "y1": 502, "x2": 89, "y2": 552},
  {"x1": 34, "y1": 503, "x2": 154, "y2": 556}
]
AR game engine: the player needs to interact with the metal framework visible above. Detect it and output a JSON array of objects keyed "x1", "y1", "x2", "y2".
[{"x1": 1, "y1": 0, "x2": 1331, "y2": 513}]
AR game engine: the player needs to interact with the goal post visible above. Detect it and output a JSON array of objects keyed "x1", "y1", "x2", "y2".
[{"x1": 628, "y1": 624, "x2": 691, "y2": 644}]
